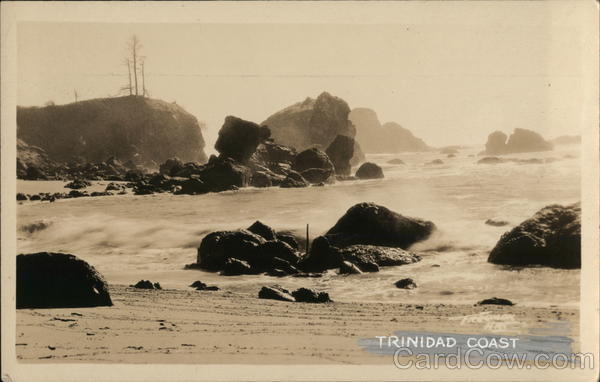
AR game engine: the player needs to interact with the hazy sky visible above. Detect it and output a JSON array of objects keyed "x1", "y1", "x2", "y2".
[{"x1": 17, "y1": 4, "x2": 589, "y2": 149}]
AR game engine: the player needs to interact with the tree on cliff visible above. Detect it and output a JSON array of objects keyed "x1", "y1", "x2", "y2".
[{"x1": 122, "y1": 35, "x2": 147, "y2": 97}]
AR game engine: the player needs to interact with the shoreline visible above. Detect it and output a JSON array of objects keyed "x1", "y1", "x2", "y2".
[{"x1": 16, "y1": 284, "x2": 579, "y2": 364}]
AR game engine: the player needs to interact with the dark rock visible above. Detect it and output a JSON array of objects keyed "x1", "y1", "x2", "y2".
[
  {"x1": 292, "y1": 272, "x2": 323, "y2": 278},
  {"x1": 247, "y1": 221, "x2": 277, "y2": 240},
  {"x1": 276, "y1": 233, "x2": 300, "y2": 250},
  {"x1": 215, "y1": 116, "x2": 271, "y2": 164},
  {"x1": 65, "y1": 179, "x2": 91, "y2": 189},
  {"x1": 159, "y1": 158, "x2": 184, "y2": 176},
  {"x1": 189, "y1": 280, "x2": 219, "y2": 291},
  {"x1": 269, "y1": 257, "x2": 300, "y2": 275},
  {"x1": 488, "y1": 203, "x2": 581, "y2": 268},
  {"x1": 30, "y1": 194, "x2": 42, "y2": 201},
  {"x1": 250, "y1": 171, "x2": 273, "y2": 188},
  {"x1": 355, "y1": 162, "x2": 384, "y2": 179},
  {"x1": 267, "y1": 269, "x2": 289, "y2": 277},
  {"x1": 221, "y1": 258, "x2": 255, "y2": 276},
  {"x1": 478, "y1": 157, "x2": 504, "y2": 165},
  {"x1": 131, "y1": 280, "x2": 162, "y2": 290},
  {"x1": 251, "y1": 140, "x2": 297, "y2": 166},
  {"x1": 258, "y1": 285, "x2": 295, "y2": 302},
  {"x1": 395, "y1": 278, "x2": 417, "y2": 289},
  {"x1": 324, "y1": 202, "x2": 435, "y2": 248},
  {"x1": 325, "y1": 135, "x2": 355, "y2": 176},
  {"x1": 291, "y1": 288, "x2": 332, "y2": 303},
  {"x1": 357, "y1": 261, "x2": 380, "y2": 272},
  {"x1": 485, "y1": 219, "x2": 509, "y2": 227},
  {"x1": 199, "y1": 157, "x2": 252, "y2": 191},
  {"x1": 257, "y1": 240, "x2": 301, "y2": 265},
  {"x1": 68, "y1": 190, "x2": 88, "y2": 198},
  {"x1": 300, "y1": 168, "x2": 335, "y2": 184},
  {"x1": 17, "y1": 252, "x2": 112, "y2": 309},
  {"x1": 105, "y1": 182, "x2": 124, "y2": 191},
  {"x1": 478, "y1": 297, "x2": 514, "y2": 306},
  {"x1": 17, "y1": 193, "x2": 28, "y2": 201},
  {"x1": 299, "y1": 236, "x2": 343, "y2": 272},
  {"x1": 177, "y1": 178, "x2": 209, "y2": 195},
  {"x1": 90, "y1": 191, "x2": 111, "y2": 197},
  {"x1": 339, "y1": 261, "x2": 363, "y2": 275},
  {"x1": 387, "y1": 159, "x2": 405, "y2": 165},
  {"x1": 349, "y1": 108, "x2": 430, "y2": 153},
  {"x1": 125, "y1": 169, "x2": 145, "y2": 182},
  {"x1": 197, "y1": 230, "x2": 265, "y2": 271},
  {"x1": 292, "y1": 148, "x2": 335, "y2": 174},
  {"x1": 338, "y1": 245, "x2": 421, "y2": 268},
  {"x1": 280, "y1": 170, "x2": 309, "y2": 188}
]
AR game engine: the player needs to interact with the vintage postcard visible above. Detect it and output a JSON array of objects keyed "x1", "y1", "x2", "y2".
[{"x1": 1, "y1": 1, "x2": 599, "y2": 381}]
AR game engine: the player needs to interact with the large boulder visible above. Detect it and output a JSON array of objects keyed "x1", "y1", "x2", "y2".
[
  {"x1": 325, "y1": 202, "x2": 435, "y2": 248},
  {"x1": 251, "y1": 140, "x2": 297, "y2": 166},
  {"x1": 488, "y1": 203, "x2": 581, "y2": 268},
  {"x1": 300, "y1": 168, "x2": 335, "y2": 184},
  {"x1": 196, "y1": 230, "x2": 266, "y2": 270},
  {"x1": 199, "y1": 156, "x2": 252, "y2": 191},
  {"x1": 258, "y1": 285, "x2": 295, "y2": 302},
  {"x1": 159, "y1": 157, "x2": 184, "y2": 176},
  {"x1": 280, "y1": 170, "x2": 310, "y2": 188},
  {"x1": 326, "y1": 135, "x2": 355, "y2": 176},
  {"x1": 247, "y1": 220, "x2": 277, "y2": 240},
  {"x1": 292, "y1": 148, "x2": 335, "y2": 173},
  {"x1": 17, "y1": 252, "x2": 113, "y2": 309},
  {"x1": 355, "y1": 162, "x2": 384, "y2": 179},
  {"x1": 17, "y1": 139, "x2": 57, "y2": 180},
  {"x1": 215, "y1": 116, "x2": 271, "y2": 164},
  {"x1": 481, "y1": 129, "x2": 553, "y2": 155}
]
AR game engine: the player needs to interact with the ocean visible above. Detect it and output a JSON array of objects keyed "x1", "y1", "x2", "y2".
[{"x1": 16, "y1": 145, "x2": 581, "y2": 308}]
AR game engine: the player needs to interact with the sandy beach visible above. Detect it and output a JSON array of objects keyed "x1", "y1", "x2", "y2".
[{"x1": 16, "y1": 284, "x2": 579, "y2": 364}]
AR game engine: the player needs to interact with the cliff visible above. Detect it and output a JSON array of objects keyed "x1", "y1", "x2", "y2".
[
  {"x1": 348, "y1": 108, "x2": 430, "y2": 153},
  {"x1": 481, "y1": 128, "x2": 553, "y2": 155},
  {"x1": 17, "y1": 96, "x2": 207, "y2": 168}
]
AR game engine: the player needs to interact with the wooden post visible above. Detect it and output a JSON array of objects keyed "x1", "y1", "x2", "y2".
[{"x1": 306, "y1": 224, "x2": 310, "y2": 256}]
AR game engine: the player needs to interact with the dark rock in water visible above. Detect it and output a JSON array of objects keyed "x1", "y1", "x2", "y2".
[
  {"x1": 65, "y1": 179, "x2": 91, "y2": 189},
  {"x1": 199, "y1": 156, "x2": 252, "y2": 191},
  {"x1": 292, "y1": 148, "x2": 335, "y2": 174},
  {"x1": 355, "y1": 162, "x2": 384, "y2": 179},
  {"x1": 29, "y1": 194, "x2": 42, "y2": 201},
  {"x1": 478, "y1": 297, "x2": 514, "y2": 306},
  {"x1": 258, "y1": 240, "x2": 300, "y2": 265},
  {"x1": 197, "y1": 230, "x2": 265, "y2": 270},
  {"x1": 250, "y1": 171, "x2": 273, "y2": 188},
  {"x1": 247, "y1": 221, "x2": 277, "y2": 240},
  {"x1": 105, "y1": 182, "x2": 125, "y2": 191},
  {"x1": 482, "y1": 129, "x2": 553, "y2": 155},
  {"x1": 90, "y1": 191, "x2": 111, "y2": 197},
  {"x1": 326, "y1": 135, "x2": 355, "y2": 176},
  {"x1": 357, "y1": 261, "x2": 380, "y2": 273},
  {"x1": 387, "y1": 159, "x2": 405, "y2": 165},
  {"x1": 258, "y1": 285, "x2": 295, "y2": 302},
  {"x1": 292, "y1": 272, "x2": 323, "y2": 278},
  {"x1": 488, "y1": 203, "x2": 581, "y2": 268},
  {"x1": 425, "y1": 159, "x2": 444, "y2": 166},
  {"x1": 485, "y1": 219, "x2": 509, "y2": 227},
  {"x1": 17, "y1": 193, "x2": 28, "y2": 201},
  {"x1": 300, "y1": 168, "x2": 335, "y2": 184},
  {"x1": 338, "y1": 245, "x2": 421, "y2": 268},
  {"x1": 215, "y1": 116, "x2": 271, "y2": 164},
  {"x1": 299, "y1": 236, "x2": 343, "y2": 271},
  {"x1": 268, "y1": 257, "x2": 300, "y2": 275},
  {"x1": 68, "y1": 190, "x2": 88, "y2": 198},
  {"x1": 131, "y1": 280, "x2": 162, "y2": 290},
  {"x1": 17, "y1": 96, "x2": 207, "y2": 167},
  {"x1": 189, "y1": 280, "x2": 219, "y2": 291},
  {"x1": 349, "y1": 108, "x2": 430, "y2": 153},
  {"x1": 177, "y1": 178, "x2": 209, "y2": 195},
  {"x1": 280, "y1": 170, "x2": 309, "y2": 188},
  {"x1": 159, "y1": 158, "x2": 184, "y2": 176},
  {"x1": 395, "y1": 278, "x2": 417, "y2": 289},
  {"x1": 339, "y1": 261, "x2": 362, "y2": 275},
  {"x1": 478, "y1": 157, "x2": 504, "y2": 165},
  {"x1": 325, "y1": 202, "x2": 435, "y2": 248},
  {"x1": 291, "y1": 288, "x2": 332, "y2": 303},
  {"x1": 17, "y1": 252, "x2": 112, "y2": 309},
  {"x1": 251, "y1": 140, "x2": 297, "y2": 166},
  {"x1": 221, "y1": 258, "x2": 255, "y2": 276},
  {"x1": 276, "y1": 233, "x2": 300, "y2": 250}
]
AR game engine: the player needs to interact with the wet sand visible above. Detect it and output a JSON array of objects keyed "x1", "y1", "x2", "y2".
[{"x1": 16, "y1": 285, "x2": 579, "y2": 364}]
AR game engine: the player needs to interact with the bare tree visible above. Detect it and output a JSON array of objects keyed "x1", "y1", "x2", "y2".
[
  {"x1": 124, "y1": 58, "x2": 133, "y2": 96},
  {"x1": 74, "y1": 89, "x2": 78, "y2": 102},
  {"x1": 127, "y1": 35, "x2": 142, "y2": 96}
]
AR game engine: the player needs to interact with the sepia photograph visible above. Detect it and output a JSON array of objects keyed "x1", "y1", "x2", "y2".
[{"x1": 1, "y1": 1, "x2": 599, "y2": 381}]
